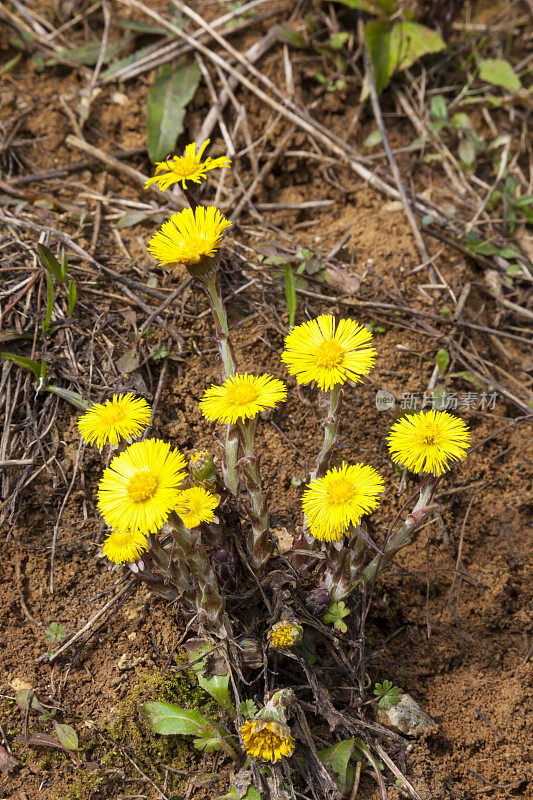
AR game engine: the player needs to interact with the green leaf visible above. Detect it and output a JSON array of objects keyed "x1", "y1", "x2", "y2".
[
  {"x1": 374, "y1": 680, "x2": 401, "y2": 710},
  {"x1": 67, "y1": 279, "x2": 77, "y2": 317},
  {"x1": 37, "y1": 244, "x2": 63, "y2": 282},
  {"x1": 218, "y1": 787, "x2": 261, "y2": 800},
  {"x1": 52, "y1": 722, "x2": 78, "y2": 751},
  {"x1": 143, "y1": 702, "x2": 219, "y2": 737},
  {"x1": 363, "y1": 128, "x2": 383, "y2": 149},
  {"x1": 479, "y1": 58, "x2": 521, "y2": 92},
  {"x1": 1, "y1": 353, "x2": 43, "y2": 380},
  {"x1": 46, "y1": 39, "x2": 124, "y2": 67},
  {"x1": 238, "y1": 699, "x2": 258, "y2": 718},
  {"x1": 329, "y1": 31, "x2": 350, "y2": 50},
  {"x1": 45, "y1": 386, "x2": 89, "y2": 410},
  {"x1": 284, "y1": 263, "x2": 296, "y2": 330},
  {"x1": 272, "y1": 25, "x2": 307, "y2": 49},
  {"x1": 102, "y1": 42, "x2": 162, "y2": 81},
  {"x1": 146, "y1": 62, "x2": 200, "y2": 162},
  {"x1": 42, "y1": 273, "x2": 54, "y2": 334},
  {"x1": 365, "y1": 19, "x2": 445, "y2": 94},
  {"x1": 430, "y1": 94, "x2": 447, "y2": 124},
  {"x1": 60, "y1": 250, "x2": 69, "y2": 282},
  {"x1": 317, "y1": 739, "x2": 358, "y2": 794},
  {"x1": 436, "y1": 349, "x2": 449, "y2": 374},
  {"x1": 331, "y1": 0, "x2": 397, "y2": 13},
  {"x1": 458, "y1": 138, "x2": 476, "y2": 168},
  {"x1": 186, "y1": 641, "x2": 234, "y2": 716},
  {"x1": 193, "y1": 735, "x2": 224, "y2": 753},
  {"x1": 0, "y1": 52, "x2": 22, "y2": 78}
]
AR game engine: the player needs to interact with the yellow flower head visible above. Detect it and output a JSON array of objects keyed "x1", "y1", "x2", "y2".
[
  {"x1": 175, "y1": 486, "x2": 218, "y2": 528},
  {"x1": 103, "y1": 529, "x2": 148, "y2": 564},
  {"x1": 145, "y1": 140, "x2": 231, "y2": 191},
  {"x1": 240, "y1": 719, "x2": 295, "y2": 762},
  {"x1": 268, "y1": 621, "x2": 303, "y2": 650},
  {"x1": 200, "y1": 373, "x2": 287, "y2": 424},
  {"x1": 303, "y1": 462, "x2": 384, "y2": 542},
  {"x1": 281, "y1": 314, "x2": 376, "y2": 391},
  {"x1": 387, "y1": 409, "x2": 471, "y2": 476},
  {"x1": 77, "y1": 394, "x2": 151, "y2": 449},
  {"x1": 147, "y1": 206, "x2": 231, "y2": 268},
  {"x1": 98, "y1": 439, "x2": 186, "y2": 535}
]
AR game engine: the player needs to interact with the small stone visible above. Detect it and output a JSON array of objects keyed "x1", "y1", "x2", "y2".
[{"x1": 375, "y1": 693, "x2": 437, "y2": 737}]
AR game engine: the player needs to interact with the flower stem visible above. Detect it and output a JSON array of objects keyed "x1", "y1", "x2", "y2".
[
  {"x1": 238, "y1": 419, "x2": 272, "y2": 571},
  {"x1": 312, "y1": 384, "x2": 342, "y2": 480},
  {"x1": 363, "y1": 477, "x2": 438, "y2": 584}
]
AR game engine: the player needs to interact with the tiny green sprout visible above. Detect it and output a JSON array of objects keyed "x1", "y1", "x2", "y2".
[
  {"x1": 322, "y1": 601, "x2": 350, "y2": 633},
  {"x1": 373, "y1": 680, "x2": 401, "y2": 710},
  {"x1": 45, "y1": 622, "x2": 66, "y2": 648},
  {"x1": 238, "y1": 699, "x2": 258, "y2": 719}
]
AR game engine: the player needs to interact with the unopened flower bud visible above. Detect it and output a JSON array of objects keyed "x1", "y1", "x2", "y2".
[
  {"x1": 237, "y1": 636, "x2": 263, "y2": 670},
  {"x1": 305, "y1": 587, "x2": 331, "y2": 616},
  {"x1": 188, "y1": 449, "x2": 216, "y2": 488},
  {"x1": 212, "y1": 548, "x2": 238, "y2": 592},
  {"x1": 267, "y1": 621, "x2": 303, "y2": 651}
]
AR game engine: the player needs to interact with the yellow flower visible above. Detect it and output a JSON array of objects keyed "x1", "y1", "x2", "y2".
[
  {"x1": 268, "y1": 621, "x2": 303, "y2": 650},
  {"x1": 145, "y1": 140, "x2": 231, "y2": 191},
  {"x1": 147, "y1": 206, "x2": 231, "y2": 268},
  {"x1": 175, "y1": 486, "x2": 218, "y2": 528},
  {"x1": 240, "y1": 719, "x2": 295, "y2": 762},
  {"x1": 77, "y1": 394, "x2": 151, "y2": 449},
  {"x1": 302, "y1": 462, "x2": 384, "y2": 542},
  {"x1": 387, "y1": 409, "x2": 471, "y2": 476},
  {"x1": 98, "y1": 439, "x2": 186, "y2": 535},
  {"x1": 103, "y1": 529, "x2": 148, "y2": 564},
  {"x1": 200, "y1": 373, "x2": 287, "y2": 424},
  {"x1": 281, "y1": 314, "x2": 376, "y2": 391}
]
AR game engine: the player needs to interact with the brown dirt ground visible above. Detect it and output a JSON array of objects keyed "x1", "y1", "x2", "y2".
[{"x1": 1, "y1": 2, "x2": 531, "y2": 799}]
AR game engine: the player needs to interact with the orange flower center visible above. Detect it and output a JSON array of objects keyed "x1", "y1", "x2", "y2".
[
  {"x1": 314, "y1": 339, "x2": 344, "y2": 369},
  {"x1": 127, "y1": 471, "x2": 158, "y2": 502}
]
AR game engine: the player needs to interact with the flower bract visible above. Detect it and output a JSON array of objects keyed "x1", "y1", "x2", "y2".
[
  {"x1": 103, "y1": 529, "x2": 148, "y2": 564},
  {"x1": 200, "y1": 373, "x2": 287, "y2": 424},
  {"x1": 302, "y1": 462, "x2": 384, "y2": 541},
  {"x1": 77, "y1": 394, "x2": 151, "y2": 449},
  {"x1": 387, "y1": 409, "x2": 471, "y2": 476},
  {"x1": 98, "y1": 439, "x2": 186, "y2": 535},
  {"x1": 145, "y1": 140, "x2": 231, "y2": 191},
  {"x1": 147, "y1": 206, "x2": 231, "y2": 268},
  {"x1": 175, "y1": 486, "x2": 218, "y2": 528},
  {"x1": 281, "y1": 314, "x2": 376, "y2": 391},
  {"x1": 240, "y1": 719, "x2": 295, "y2": 762}
]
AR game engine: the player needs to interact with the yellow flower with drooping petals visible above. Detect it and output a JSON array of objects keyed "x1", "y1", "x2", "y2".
[
  {"x1": 387, "y1": 409, "x2": 471, "y2": 476},
  {"x1": 145, "y1": 140, "x2": 231, "y2": 191},
  {"x1": 102, "y1": 529, "x2": 148, "y2": 564},
  {"x1": 98, "y1": 439, "x2": 186, "y2": 535},
  {"x1": 281, "y1": 314, "x2": 376, "y2": 391},
  {"x1": 147, "y1": 206, "x2": 231, "y2": 268},
  {"x1": 77, "y1": 394, "x2": 151, "y2": 449},
  {"x1": 240, "y1": 719, "x2": 295, "y2": 762},
  {"x1": 175, "y1": 486, "x2": 218, "y2": 528},
  {"x1": 302, "y1": 462, "x2": 384, "y2": 542},
  {"x1": 200, "y1": 373, "x2": 287, "y2": 424}
]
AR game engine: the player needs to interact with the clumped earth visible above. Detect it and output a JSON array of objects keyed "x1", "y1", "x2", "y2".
[{"x1": 0, "y1": 1, "x2": 531, "y2": 798}]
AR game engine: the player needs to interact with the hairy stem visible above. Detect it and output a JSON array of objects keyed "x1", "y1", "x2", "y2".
[
  {"x1": 238, "y1": 419, "x2": 272, "y2": 571},
  {"x1": 313, "y1": 384, "x2": 342, "y2": 480}
]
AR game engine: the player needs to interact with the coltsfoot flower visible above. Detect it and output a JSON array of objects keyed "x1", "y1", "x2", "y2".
[
  {"x1": 175, "y1": 486, "x2": 218, "y2": 528},
  {"x1": 103, "y1": 529, "x2": 148, "y2": 564},
  {"x1": 77, "y1": 394, "x2": 151, "y2": 449},
  {"x1": 281, "y1": 314, "x2": 376, "y2": 391},
  {"x1": 268, "y1": 621, "x2": 304, "y2": 650},
  {"x1": 98, "y1": 439, "x2": 186, "y2": 534},
  {"x1": 200, "y1": 373, "x2": 287, "y2": 424},
  {"x1": 387, "y1": 409, "x2": 471, "y2": 476},
  {"x1": 240, "y1": 719, "x2": 295, "y2": 762},
  {"x1": 303, "y1": 462, "x2": 384, "y2": 541},
  {"x1": 147, "y1": 206, "x2": 231, "y2": 269},
  {"x1": 145, "y1": 140, "x2": 231, "y2": 191}
]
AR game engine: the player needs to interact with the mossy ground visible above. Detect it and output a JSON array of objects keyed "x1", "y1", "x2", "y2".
[{"x1": 53, "y1": 662, "x2": 219, "y2": 800}]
